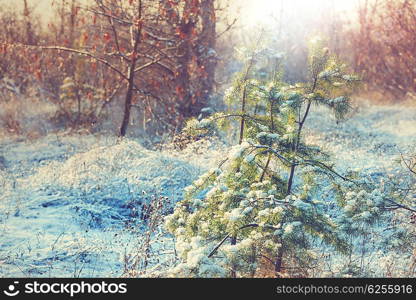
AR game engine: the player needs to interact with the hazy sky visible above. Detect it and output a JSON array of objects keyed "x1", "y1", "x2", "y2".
[
  {"x1": 0, "y1": 0, "x2": 53, "y2": 12},
  {"x1": 242, "y1": 0, "x2": 359, "y2": 27},
  {"x1": 0, "y1": 0, "x2": 359, "y2": 27},
  {"x1": 0, "y1": 0, "x2": 86, "y2": 18}
]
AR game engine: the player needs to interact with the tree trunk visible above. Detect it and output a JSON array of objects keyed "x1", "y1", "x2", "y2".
[
  {"x1": 286, "y1": 99, "x2": 312, "y2": 195},
  {"x1": 274, "y1": 246, "x2": 284, "y2": 277},
  {"x1": 287, "y1": 165, "x2": 296, "y2": 195},
  {"x1": 119, "y1": 0, "x2": 142, "y2": 136},
  {"x1": 176, "y1": 0, "x2": 217, "y2": 120},
  {"x1": 196, "y1": 0, "x2": 217, "y2": 109},
  {"x1": 230, "y1": 235, "x2": 237, "y2": 278},
  {"x1": 119, "y1": 72, "x2": 135, "y2": 136},
  {"x1": 176, "y1": 0, "x2": 198, "y2": 119},
  {"x1": 23, "y1": 0, "x2": 34, "y2": 45}
]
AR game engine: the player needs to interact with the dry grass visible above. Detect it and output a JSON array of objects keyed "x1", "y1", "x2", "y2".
[
  {"x1": 0, "y1": 94, "x2": 57, "y2": 139},
  {"x1": 351, "y1": 90, "x2": 416, "y2": 106}
]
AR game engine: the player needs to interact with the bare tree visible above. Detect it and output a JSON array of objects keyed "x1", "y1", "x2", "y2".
[
  {"x1": 351, "y1": 0, "x2": 416, "y2": 99},
  {"x1": 7, "y1": 0, "x2": 220, "y2": 135}
]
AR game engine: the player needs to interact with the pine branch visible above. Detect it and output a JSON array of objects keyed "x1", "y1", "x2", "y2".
[{"x1": 208, "y1": 223, "x2": 278, "y2": 258}]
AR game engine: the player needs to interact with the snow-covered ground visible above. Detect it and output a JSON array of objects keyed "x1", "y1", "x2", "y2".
[
  {"x1": 0, "y1": 133, "x2": 225, "y2": 277},
  {"x1": 0, "y1": 103, "x2": 415, "y2": 277},
  {"x1": 306, "y1": 103, "x2": 416, "y2": 172}
]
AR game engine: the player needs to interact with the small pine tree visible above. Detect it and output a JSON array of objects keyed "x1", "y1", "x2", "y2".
[{"x1": 166, "y1": 38, "x2": 360, "y2": 278}]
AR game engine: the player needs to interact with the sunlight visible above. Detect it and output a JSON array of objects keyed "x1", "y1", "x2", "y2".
[
  {"x1": 242, "y1": 0, "x2": 357, "y2": 28},
  {"x1": 1, "y1": 0, "x2": 415, "y2": 282}
]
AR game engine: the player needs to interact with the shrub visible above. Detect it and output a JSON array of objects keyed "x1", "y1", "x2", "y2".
[{"x1": 57, "y1": 76, "x2": 105, "y2": 129}]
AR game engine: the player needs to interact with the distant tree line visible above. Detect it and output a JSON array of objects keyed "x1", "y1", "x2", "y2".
[{"x1": 0, "y1": 0, "x2": 220, "y2": 136}]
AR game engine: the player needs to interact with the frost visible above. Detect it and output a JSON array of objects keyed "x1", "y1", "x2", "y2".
[
  {"x1": 184, "y1": 185, "x2": 195, "y2": 193},
  {"x1": 0, "y1": 133, "x2": 224, "y2": 277},
  {"x1": 197, "y1": 119, "x2": 211, "y2": 129},
  {"x1": 332, "y1": 82, "x2": 344, "y2": 87},
  {"x1": 206, "y1": 187, "x2": 218, "y2": 198},
  {"x1": 244, "y1": 154, "x2": 255, "y2": 164},
  {"x1": 242, "y1": 207, "x2": 253, "y2": 215},
  {"x1": 284, "y1": 224, "x2": 294, "y2": 234},
  {"x1": 239, "y1": 238, "x2": 254, "y2": 249},
  {"x1": 256, "y1": 132, "x2": 280, "y2": 144},
  {"x1": 328, "y1": 96, "x2": 347, "y2": 105},
  {"x1": 187, "y1": 251, "x2": 206, "y2": 268},
  {"x1": 228, "y1": 142, "x2": 250, "y2": 159},
  {"x1": 193, "y1": 199, "x2": 204, "y2": 207},
  {"x1": 360, "y1": 211, "x2": 372, "y2": 219},
  {"x1": 286, "y1": 124, "x2": 295, "y2": 133},
  {"x1": 344, "y1": 205, "x2": 354, "y2": 213},
  {"x1": 272, "y1": 207, "x2": 283, "y2": 214},
  {"x1": 292, "y1": 199, "x2": 312, "y2": 211},
  {"x1": 258, "y1": 208, "x2": 270, "y2": 217},
  {"x1": 239, "y1": 200, "x2": 249, "y2": 207},
  {"x1": 2, "y1": 101, "x2": 416, "y2": 278},
  {"x1": 227, "y1": 208, "x2": 244, "y2": 221}
]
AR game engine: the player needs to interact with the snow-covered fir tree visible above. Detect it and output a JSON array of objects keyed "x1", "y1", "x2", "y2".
[{"x1": 165, "y1": 38, "x2": 360, "y2": 277}]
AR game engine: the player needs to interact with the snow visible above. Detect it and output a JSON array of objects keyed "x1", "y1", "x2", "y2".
[
  {"x1": 292, "y1": 199, "x2": 312, "y2": 211},
  {"x1": 228, "y1": 142, "x2": 250, "y2": 159},
  {"x1": 227, "y1": 208, "x2": 244, "y2": 221},
  {"x1": 0, "y1": 103, "x2": 415, "y2": 277},
  {"x1": 305, "y1": 103, "x2": 416, "y2": 173},
  {"x1": 0, "y1": 134, "x2": 223, "y2": 277},
  {"x1": 244, "y1": 154, "x2": 255, "y2": 164},
  {"x1": 284, "y1": 224, "x2": 294, "y2": 235}
]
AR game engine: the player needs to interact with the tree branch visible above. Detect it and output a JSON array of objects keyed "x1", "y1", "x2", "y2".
[
  {"x1": 208, "y1": 223, "x2": 278, "y2": 258},
  {"x1": 40, "y1": 46, "x2": 128, "y2": 81}
]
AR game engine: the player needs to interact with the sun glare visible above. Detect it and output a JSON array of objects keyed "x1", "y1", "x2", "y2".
[{"x1": 242, "y1": 0, "x2": 358, "y2": 28}]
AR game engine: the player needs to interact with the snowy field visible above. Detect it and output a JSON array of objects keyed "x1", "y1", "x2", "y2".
[{"x1": 0, "y1": 103, "x2": 415, "y2": 277}]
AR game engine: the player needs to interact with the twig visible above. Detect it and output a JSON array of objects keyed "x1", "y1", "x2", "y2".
[{"x1": 208, "y1": 223, "x2": 278, "y2": 258}]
